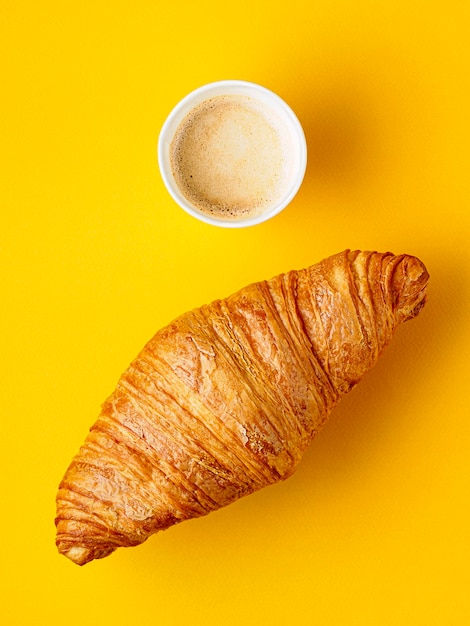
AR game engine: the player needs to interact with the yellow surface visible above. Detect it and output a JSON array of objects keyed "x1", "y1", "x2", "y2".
[{"x1": 1, "y1": 1, "x2": 469, "y2": 624}]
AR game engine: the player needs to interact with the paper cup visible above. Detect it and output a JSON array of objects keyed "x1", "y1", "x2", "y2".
[{"x1": 158, "y1": 80, "x2": 307, "y2": 228}]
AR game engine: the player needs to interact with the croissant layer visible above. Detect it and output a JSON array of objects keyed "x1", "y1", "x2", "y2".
[{"x1": 55, "y1": 250, "x2": 428, "y2": 565}]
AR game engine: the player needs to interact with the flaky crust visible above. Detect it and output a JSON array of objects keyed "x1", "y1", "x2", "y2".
[{"x1": 55, "y1": 250, "x2": 428, "y2": 565}]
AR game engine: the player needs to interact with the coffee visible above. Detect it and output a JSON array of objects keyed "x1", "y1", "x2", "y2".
[{"x1": 169, "y1": 95, "x2": 292, "y2": 220}]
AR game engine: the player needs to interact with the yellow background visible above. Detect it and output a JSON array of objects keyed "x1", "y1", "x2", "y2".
[{"x1": 1, "y1": 1, "x2": 469, "y2": 624}]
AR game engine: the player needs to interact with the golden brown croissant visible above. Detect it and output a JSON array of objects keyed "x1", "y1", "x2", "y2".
[{"x1": 55, "y1": 250, "x2": 428, "y2": 565}]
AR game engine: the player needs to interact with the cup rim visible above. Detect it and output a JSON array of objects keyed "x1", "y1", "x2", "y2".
[{"x1": 157, "y1": 80, "x2": 307, "y2": 228}]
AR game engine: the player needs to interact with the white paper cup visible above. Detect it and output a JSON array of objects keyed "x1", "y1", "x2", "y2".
[{"x1": 158, "y1": 80, "x2": 307, "y2": 228}]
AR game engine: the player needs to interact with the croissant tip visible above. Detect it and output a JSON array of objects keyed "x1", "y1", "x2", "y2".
[
  {"x1": 61, "y1": 545, "x2": 93, "y2": 566},
  {"x1": 393, "y1": 254, "x2": 429, "y2": 323},
  {"x1": 57, "y1": 540, "x2": 116, "y2": 566}
]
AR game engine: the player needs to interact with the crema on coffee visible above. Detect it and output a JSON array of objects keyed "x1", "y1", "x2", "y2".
[{"x1": 169, "y1": 94, "x2": 293, "y2": 220}]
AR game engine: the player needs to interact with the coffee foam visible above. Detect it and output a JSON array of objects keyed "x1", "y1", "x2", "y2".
[{"x1": 169, "y1": 95, "x2": 292, "y2": 220}]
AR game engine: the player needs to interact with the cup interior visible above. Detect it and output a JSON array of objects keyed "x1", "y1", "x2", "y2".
[{"x1": 158, "y1": 80, "x2": 307, "y2": 228}]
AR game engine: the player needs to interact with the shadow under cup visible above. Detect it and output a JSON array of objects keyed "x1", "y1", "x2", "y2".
[{"x1": 158, "y1": 81, "x2": 307, "y2": 228}]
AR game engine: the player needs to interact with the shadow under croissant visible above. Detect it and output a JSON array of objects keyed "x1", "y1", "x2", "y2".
[
  {"x1": 311, "y1": 251, "x2": 462, "y2": 484},
  {"x1": 250, "y1": 255, "x2": 459, "y2": 526}
]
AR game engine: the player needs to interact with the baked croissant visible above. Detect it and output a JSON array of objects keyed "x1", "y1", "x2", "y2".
[{"x1": 56, "y1": 250, "x2": 428, "y2": 565}]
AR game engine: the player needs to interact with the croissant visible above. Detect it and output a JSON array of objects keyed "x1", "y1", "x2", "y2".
[{"x1": 55, "y1": 250, "x2": 428, "y2": 565}]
